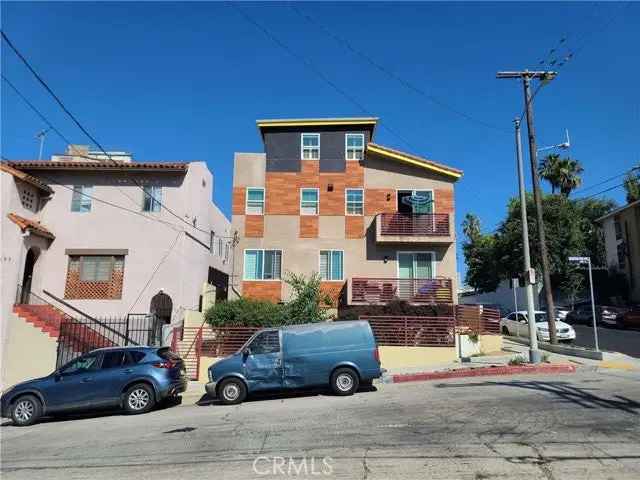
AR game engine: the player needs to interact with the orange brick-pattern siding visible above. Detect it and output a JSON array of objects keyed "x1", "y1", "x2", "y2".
[
  {"x1": 232, "y1": 187, "x2": 245, "y2": 215},
  {"x1": 364, "y1": 189, "x2": 396, "y2": 215},
  {"x1": 320, "y1": 282, "x2": 345, "y2": 307},
  {"x1": 345, "y1": 215, "x2": 364, "y2": 238},
  {"x1": 243, "y1": 281, "x2": 282, "y2": 303},
  {"x1": 264, "y1": 161, "x2": 366, "y2": 216},
  {"x1": 64, "y1": 257, "x2": 124, "y2": 300},
  {"x1": 299, "y1": 215, "x2": 319, "y2": 238},
  {"x1": 435, "y1": 188, "x2": 454, "y2": 214},
  {"x1": 245, "y1": 215, "x2": 264, "y2": 237}
]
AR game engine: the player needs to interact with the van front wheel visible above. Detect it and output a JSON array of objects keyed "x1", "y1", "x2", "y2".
[
  {"x1": 218, "y1": 378, "x2": 247, "y2": 405},
  {"x1": 331, "y1": 368, "x2": 359, "y2": 396}
]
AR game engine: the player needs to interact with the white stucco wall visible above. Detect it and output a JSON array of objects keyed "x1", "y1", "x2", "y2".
[{"x1": 1, "y1": 161, "x2": 231, "y2": 323}]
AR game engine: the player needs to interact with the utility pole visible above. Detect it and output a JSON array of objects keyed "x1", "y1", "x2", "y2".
[
  {"x1": 497, "y1": 70, "x2": 558, "y2": 344},
  {"x1": 515, "y1": 119, "x2": 541, "y2": 363}
]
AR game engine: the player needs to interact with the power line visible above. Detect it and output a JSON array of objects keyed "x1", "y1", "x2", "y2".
[
  {"x1": 1, "y1": 30, "x2": 215, "y2": 237},
  {"x1": 2, "y1": 73, "x2": 143, "y2": 209},
  {"x1": 1, "y1": 155, "x2": 236, "y2": 240},
  {"x1": 127, "y1": 230, "x2": 182, "y2": 314},
  {"x1": 577, "y1": 182, "x2": 626, "y2": 200},
  {"x1": 230, "y1": 3, "x2": 416, "y2": 151},
  {"x1": 290, "y1": 4, "x2": 510, "y2": 135},
  {"x1": 575, "y1": 166, "x2": 639, "y2": 194}
]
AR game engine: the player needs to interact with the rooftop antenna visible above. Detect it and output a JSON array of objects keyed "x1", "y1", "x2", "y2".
[{"x1": 35, "y1": 128, "x2": 50, "y2": 160}]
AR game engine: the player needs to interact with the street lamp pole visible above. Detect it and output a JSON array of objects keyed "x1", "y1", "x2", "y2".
[
  {"x1": 569, "y1": 256, "x2": 600, "y2": 352},
  {"x1": 515, "y1": 118, "x2": 541, "y2": 363},
  {"x1": 586, "y1": 258, "x2": 600, "y2": 352}
]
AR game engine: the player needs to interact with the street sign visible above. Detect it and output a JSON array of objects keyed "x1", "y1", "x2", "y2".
[{"x1": 568, "y1": 256, "x2": 589, "y2": 263}]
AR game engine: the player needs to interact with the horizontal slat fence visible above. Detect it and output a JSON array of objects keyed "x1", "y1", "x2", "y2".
[
  {"x1": 379, "y1": 213, "x2": 450, "y2": 236},
  {"x1": 360, "y1": 316, "x2": 456, "y2": 347},
  {"x1": 455, "y1": 305, "x2": 501, "y2": 335},
  {"x1": 351, "y1": 277, "x2": 453, "y2": 305}
]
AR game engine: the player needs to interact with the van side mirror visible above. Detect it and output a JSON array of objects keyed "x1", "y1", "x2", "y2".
[{"x1": 242, "y1": 348, "x2": 251, "y2": 358}]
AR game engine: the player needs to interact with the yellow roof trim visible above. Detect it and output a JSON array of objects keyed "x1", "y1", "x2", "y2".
[
  {"x1": 257, "y1": 118, "x2": 378, "y2": 128},
  {"x1": 366, "y1": 144, "x2": 462, "y2": 179}
]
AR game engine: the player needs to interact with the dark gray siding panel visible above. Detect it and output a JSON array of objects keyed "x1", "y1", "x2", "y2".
[
  {"x1": 265, "y1": 131, "x2": 301, "y2": 172},
  {"x1": 264, "y1": 126, "x2": 372, "y2": 173}
]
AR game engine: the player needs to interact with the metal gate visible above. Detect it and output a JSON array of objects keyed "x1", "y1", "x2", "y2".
[{"x1": 56, "y1": 313, "x2": 161, "y2": 367}]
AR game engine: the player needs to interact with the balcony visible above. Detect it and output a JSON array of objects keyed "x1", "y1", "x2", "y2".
[
  {"x1": 375, "y1": 213, "x2": 453, "y2": 244},
  {"x1": 349, "y1": 277, "x2": 454, "y2": 305}
]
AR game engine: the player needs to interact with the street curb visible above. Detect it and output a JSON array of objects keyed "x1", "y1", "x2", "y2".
[{"x1": 389, "y1": 363, "x2": 577, "y2": 384}]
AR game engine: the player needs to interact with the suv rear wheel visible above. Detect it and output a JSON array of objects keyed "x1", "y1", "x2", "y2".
[
  {"x1": 123, "y1": 383, "x2": 156, "y2": 414},
  {"x1": 11, "y1": 395, "x2": 42, "y2": 427},
  {"x1": 331, "y1": 368, "x2": 359, "y2": 396}
]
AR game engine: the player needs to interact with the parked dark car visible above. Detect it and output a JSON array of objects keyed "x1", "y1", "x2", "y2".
[
  {"x1": 620, "y1": 306, "x2": 640, "y2": 329},
  {"x1": 565, "y1": 303, "x2": 627, "y2": 326},
  {"x1": 1, "y1": 346, "x2": 187, "y2": 426},
  {"x1": 206, "y1": 321, "x2": 383, "y2": 405}
]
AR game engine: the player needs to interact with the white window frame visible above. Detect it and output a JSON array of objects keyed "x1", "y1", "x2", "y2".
[
  {"x1": 243, "y1": 249, "x2": 283, "y2": 281},
  {"x1": 301, "y1": 133, "x2": 320, "y2": 160},
  {"x1": 345, "y1": 188, "x2": 364, "y2": 216},
  {"x1": 300, "y1": 188, "x2": 319, "y2": 216},
  {"x1": 345, "y1": 133, "x2": 365, "y2": 161},
  {"x1": 395, "y1": 251, "x2": 436, "y2": 279},
  {"x1": 319, "y1": 249, "x2": 344, "y2": 281},
  {"x1": 395, "y1": 188, "x2": 435, "y2": 214},
  {"x1": 142, "y1": 185, "x2": 162, "y2": 213},
  {"x1": 245, "y1": 187, "x2": 265, "y2": 215},
  {"x1": 70, "y1": 185, "x2": 93, "y2": 213}
]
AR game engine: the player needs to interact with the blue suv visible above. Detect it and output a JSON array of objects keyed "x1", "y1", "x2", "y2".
[{"x1": 1, "y1": 346, "x2": 187, "y2": 426}]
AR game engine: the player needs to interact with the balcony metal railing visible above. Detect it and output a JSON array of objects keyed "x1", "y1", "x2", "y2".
[
  {"x1": 378, "y1": 213, "x2": 450, "y2": 236},
  {"x1": 351, "y1": 277, "x2": 453, "y2": 305}
]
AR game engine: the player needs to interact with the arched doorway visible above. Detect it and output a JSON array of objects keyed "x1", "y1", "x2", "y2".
[
  {"x1": 150, "y1": 291, "x2": 173, "y2": 325},
  {"x1": 20, "y1": 247, "x2": 39, "y2": 304}
]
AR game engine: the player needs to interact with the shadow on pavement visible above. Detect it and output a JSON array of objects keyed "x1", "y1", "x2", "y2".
[
  {"x1": 197, "y1": 384, "x2": 377, "y2": 407},
  {"x1": 435, "y1": 380, "x2": 640, "y2": 414},
  {"x1": 0, "y1": 396, "x2": 182, "y2": 427}
]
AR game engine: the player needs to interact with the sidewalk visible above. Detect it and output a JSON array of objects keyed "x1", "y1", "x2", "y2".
[
  {"x1": 379, "y1": 338, "x2": 640, "y2": 384},
  {"x1": 179, "y1": 340, "x2": 640, "y2": 404}
]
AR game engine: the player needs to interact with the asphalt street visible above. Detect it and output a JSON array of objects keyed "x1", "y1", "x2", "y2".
[
  {"x1": 2, "y1": 369, "x2": 639, "y2": 479},
  {"x1": 572, "y1": 324, "x2": 640, "y2": 358}
]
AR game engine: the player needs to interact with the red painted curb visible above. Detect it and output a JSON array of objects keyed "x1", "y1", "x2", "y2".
[{"x1": 391, "y1": 364, "x2": 576, "y2": 383}]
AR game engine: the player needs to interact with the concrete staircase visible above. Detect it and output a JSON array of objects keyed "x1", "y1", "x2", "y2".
[
  {"x1": 12, "y1": 303, "x2": 116, "y2": 352},
  {"x1": 172, "y1": 328, "x2": 202, "y2": 380},
  {"x1": 12, "y1": 304, "x2": 68, "y2": 338}
]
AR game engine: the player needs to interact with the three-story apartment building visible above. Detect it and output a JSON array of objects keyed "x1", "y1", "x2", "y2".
[{"x1": 231, "y1": 117, "x2": 462, "y2": 310}]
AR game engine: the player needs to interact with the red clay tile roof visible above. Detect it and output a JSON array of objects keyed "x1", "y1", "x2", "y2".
[
  {"x1": 0, "y1": 163, "x2": 54, "y2": 194},
  {"x1": 7, "y1": 213, "x2": 55, "y2": 240},
  {"x1": 366, "y1": 143, "x2": 463, "y2": 179},
  {"x1": 7, "y1": 160, "x2": 189, "y2": 172}
]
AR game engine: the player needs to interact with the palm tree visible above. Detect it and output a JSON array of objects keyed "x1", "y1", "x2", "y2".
[
  {"x1": 557, "y1": 158, "x2": 584, "y2": 197},
  {"x1": 538, "y1": 154, "x2": 562, "y2": 194}
]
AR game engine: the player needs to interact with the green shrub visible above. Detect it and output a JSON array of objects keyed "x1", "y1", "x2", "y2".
[
  {"x1": 204, "y1": 297, "x2": 285, "y2": 328},
  {"x1": 508, "y1": 355, "x2": 527, "y2": 366},
  {"x1": 204, "y1": 272, "x2": 333, "y2": 328}
]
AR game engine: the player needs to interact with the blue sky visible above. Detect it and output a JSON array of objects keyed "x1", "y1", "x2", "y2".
[{"x1": 2, "y1": 2, "x2": 638, "y2": 279}]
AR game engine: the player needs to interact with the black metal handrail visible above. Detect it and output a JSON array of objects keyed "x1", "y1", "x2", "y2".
[{"x1": 16, "y1": 284, "x2": 141, "y2": 346}]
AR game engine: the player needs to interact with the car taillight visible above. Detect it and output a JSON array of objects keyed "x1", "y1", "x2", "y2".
[
  {"x1": 153, "y1": 361, "x2": 176, "y2": 369},
  {"x1": 374, "y1": 346, "x2": 380, "y2": 364}
]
